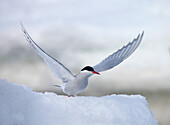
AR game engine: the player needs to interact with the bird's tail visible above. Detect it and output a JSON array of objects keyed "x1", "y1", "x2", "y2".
[{"x1": 52, "y1": 84, "x2": 62, "y2": 87}]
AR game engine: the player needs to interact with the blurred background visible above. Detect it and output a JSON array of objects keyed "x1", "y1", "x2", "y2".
[{"x1": 0, "y1": 0, "x2": 170, "y2": 124}]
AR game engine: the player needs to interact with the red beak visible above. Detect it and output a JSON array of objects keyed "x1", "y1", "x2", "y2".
[{"x1": 92, "y1": 71, "x2": 100, "y2": 75}]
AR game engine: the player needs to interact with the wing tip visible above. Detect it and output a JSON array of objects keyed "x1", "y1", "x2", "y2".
[
  {"x1": 20, "y1": 21, "x2": 25, "y2": 32},
  {"x1": 141, "y1": 31, "x2": 144, "y2": 38},
  {"x1": 138, "y1": 31, "x2": 144, "y2": 44}
]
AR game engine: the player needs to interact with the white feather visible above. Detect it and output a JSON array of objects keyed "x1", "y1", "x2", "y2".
[
  {"x1": 93, "y1": 32, "x2": 144, "y2": 72},
  {"x1": 21, "y1": 23, "x2": 75, "y2": 83},
  {"x1": 21, "y1": 23, "x2": 144, "y2": 96}
]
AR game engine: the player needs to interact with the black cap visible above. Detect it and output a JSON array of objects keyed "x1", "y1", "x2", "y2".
[{"x1": 81, "y1": 66, "x2": 94, "y2": 71}]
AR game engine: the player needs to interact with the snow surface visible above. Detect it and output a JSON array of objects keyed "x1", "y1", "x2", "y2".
[{"x1": 0, "y1": 79, "x2": 158, "y2": 125}]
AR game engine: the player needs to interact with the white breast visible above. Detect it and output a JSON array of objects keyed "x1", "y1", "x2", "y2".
[{"x1": 63, "y1": 71, "x2": 92, "y2": 96}]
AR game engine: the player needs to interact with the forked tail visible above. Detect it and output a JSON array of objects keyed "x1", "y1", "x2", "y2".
[{"x1": 52, "y1": 84, "x2": 62, "y2": 87}]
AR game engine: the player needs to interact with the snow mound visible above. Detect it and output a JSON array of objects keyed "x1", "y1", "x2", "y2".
[{"x1": 0, "y1": 79, "x2": 158, "y2": 125}]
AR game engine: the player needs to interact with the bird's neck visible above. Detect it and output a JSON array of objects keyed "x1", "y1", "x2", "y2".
[{"x1": 76, "y1": 71, "x2": 92, "y2": 79}]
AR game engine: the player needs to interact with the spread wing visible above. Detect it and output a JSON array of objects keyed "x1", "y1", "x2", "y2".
[
  {"x1": 21, "y1": 24, "x2": 75, "y2": 83},
  {"x1": 93, "y1": 31, "x2": 144, "y2": 72}
]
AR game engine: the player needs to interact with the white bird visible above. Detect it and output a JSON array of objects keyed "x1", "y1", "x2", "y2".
[{"x1": 21, "y1": 24, "x2": 144, "y2": 97}]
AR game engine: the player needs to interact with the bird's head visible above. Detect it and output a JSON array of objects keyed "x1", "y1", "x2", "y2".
[{"x1": 81, "y1": 66, "x2": 100, "y2": 75}]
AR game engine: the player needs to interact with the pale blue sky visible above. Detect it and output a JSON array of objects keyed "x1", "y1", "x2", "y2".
[{"x1": 0, "y1": 0, "x2": 170, "y2": 91}]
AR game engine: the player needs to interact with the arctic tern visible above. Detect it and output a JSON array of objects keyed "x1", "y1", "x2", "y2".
[{"x1": 21, "y1": 24, "x2": 144, "y2": 97}]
